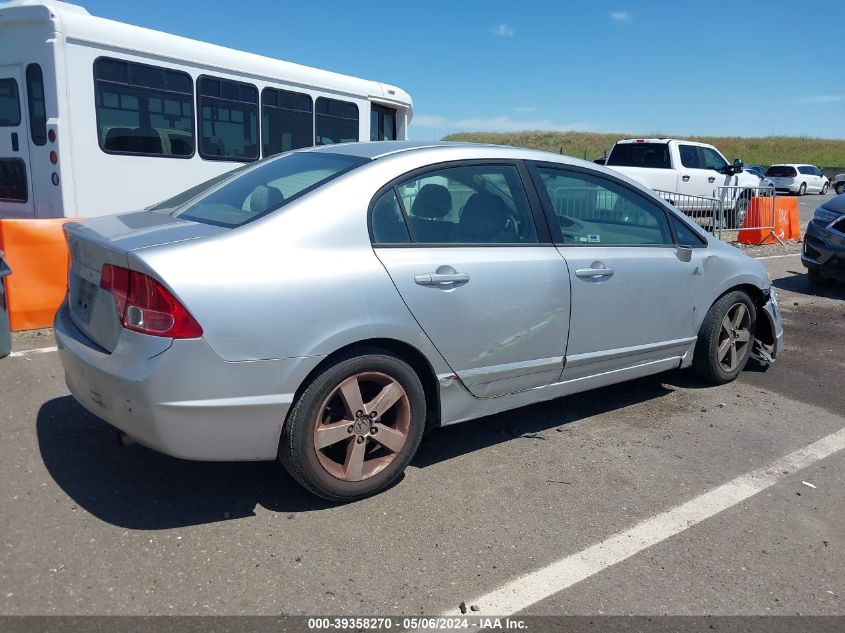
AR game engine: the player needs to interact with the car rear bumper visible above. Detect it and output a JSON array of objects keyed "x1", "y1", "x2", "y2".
[
  {"x1": 54, "y1": 301, "x2": 323, "y2": 461},
  {"x1": 802, "y1": 219, "x2": 845, "y2": 279}
]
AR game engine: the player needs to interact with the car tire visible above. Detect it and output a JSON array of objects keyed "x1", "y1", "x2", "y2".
[
  {"x1": 808, "y1": 269, "x2": 827, "y2": 287},
  {"x1": 279, "y1": 347, "x2": 426, "y2": 502},
  {"x1": 692, "y1": 291, "x2": 756, "y2": 385},
  {"x1": 836, "y1": 183, "x2": 845, "y2": 195},
  {"x1": 820, "y1": 183, "x2": 828, "y2": 195},
  {"x1": 798, "y1": 183, "x2": 806, "y2": 196}
]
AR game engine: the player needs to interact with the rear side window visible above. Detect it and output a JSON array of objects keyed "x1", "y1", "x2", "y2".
[
  {"x1": 162, "y1": 152, "x2": 367, "y2": 227},
  {"x1": 25, "y1": 64, "x2": 47, "y2": 145},
  {"x1": 198, "y1": 76, "x2": 259, "y2": 161},
  {"x1": 0, "y1": 158, "x2": 27, "y2": 202},
  {"x1": 315, "y1": 97, "x2": 359, "y2": 145},
  {"x1": 0, "y1": 78, "x2": 21, "y2": 127},
  {"x1": 392, "y1": 164, "x2": 538, "y2": 245},
  {"x1": 798, "y1": 166, "x2": 814, "y2": 175},
  {"x1": 94, "y1": 57, "x2": 194, "y2": 157},
  {"x1": 370, "y1": 189, "x2": 411, "y2": 244},
  {"x1": 765, "y1": 165, "x2": 797, "y2": 177},
  {"x1": 535, "y1": 166, "x2": 672, "y2": 246},
  {"x1": 606, "y1": 143, "x2": 671, "y2": 169},
  {"x1": 679, "y1": 145, "x2": 701, "y2": 169}
]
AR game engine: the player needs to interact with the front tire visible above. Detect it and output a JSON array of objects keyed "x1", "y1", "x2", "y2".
[
  {"x1": 820, "y1": 183, "x2": 828, "y2": 195},
  {"x1": 836, "y1": 183, "x2": 845, "y2": 195},
  {"x1": 279, "y1": 348, "x2": 426, "y2": 501},
  {"x1": 693, "y1": 291, "x2": 756, "y2": 384}
]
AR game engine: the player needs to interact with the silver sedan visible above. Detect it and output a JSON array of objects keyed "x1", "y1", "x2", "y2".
[{"x1": 55, "y1": 141, "x2": 784, "y2": 500}]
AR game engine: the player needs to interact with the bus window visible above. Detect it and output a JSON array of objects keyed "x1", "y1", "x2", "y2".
[
  {"x1": 0, "y1": 79, "x2": 21, "y2": 127},
  {"x1": 370, "y1": 103, "x2": 396, "y2": 141},
  {"x1": 261, "y1": 87, "x2": 313, "y2": 157},
  {"x1": 94, "y1": 58, "x2": 194, "y2": 157},
  {"x1": 315, "y1": 97, "x2": 358, "y2": 145},
  {"x1": 25, "y1": 64, "x2": 47, "y2": 146},
  {"x1": 198, "y1": 76, "x2": 259, "y2": 162}
]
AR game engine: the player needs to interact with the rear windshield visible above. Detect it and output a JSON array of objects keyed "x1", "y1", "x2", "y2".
[
  {"x1": 765, "y1": 165, "x2": 797, "y2": 177},
  {"x1": 606, "y1": 143, "x2": 671, "y2": 169},
  {"x1": 154, "y1": 152, "x2": 368, "y2": 227}
]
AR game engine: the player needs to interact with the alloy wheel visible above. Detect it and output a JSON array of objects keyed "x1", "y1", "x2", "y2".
[
  {"x1": 717, "y1": 302, "x2": 752, "y2": 372},
  {"x1": 312, "y1": 372, "x2": 410, "y2": 481}
]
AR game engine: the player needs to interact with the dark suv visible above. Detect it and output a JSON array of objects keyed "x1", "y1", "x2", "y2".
[{"x1": 803, "y1": 194, "x2": 845, "y2": 284}]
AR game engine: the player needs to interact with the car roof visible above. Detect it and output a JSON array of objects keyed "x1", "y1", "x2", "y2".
[{"x1": 769, "y1": 163, "x2": 816, "y2": 168}]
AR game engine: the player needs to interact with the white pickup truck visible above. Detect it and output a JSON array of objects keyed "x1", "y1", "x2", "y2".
[{"x1": 603, "y1": 139, "x2": 764, "y2": 225}]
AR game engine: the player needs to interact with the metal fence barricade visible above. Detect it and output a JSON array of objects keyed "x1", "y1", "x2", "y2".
[{"x1": 653, "y1": 190, "x2": 722, "y2": 234}]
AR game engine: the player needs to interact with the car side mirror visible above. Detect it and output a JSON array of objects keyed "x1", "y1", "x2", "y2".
[
  {"x1": 733, "y1": 158, "x2": 743, "y2": 174},
  {"x1": 675, "y1": 246, "x2": 693, "y2": 262}
]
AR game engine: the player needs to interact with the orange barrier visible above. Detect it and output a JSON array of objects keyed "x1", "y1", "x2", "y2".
[
  {"x1": 737, "y1": 196, "x2": 800, "y2": 245},
  {"x1": 0, "y1": 218, "x2": 75, "y2": 331}
]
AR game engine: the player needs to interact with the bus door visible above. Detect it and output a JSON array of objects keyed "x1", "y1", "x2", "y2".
[
  {"x1": 0, "y1": 66, "x2": 33, "y2": 216},
  {"x1": 370, "y1": 103, "x2": 397, "y2": 141}
]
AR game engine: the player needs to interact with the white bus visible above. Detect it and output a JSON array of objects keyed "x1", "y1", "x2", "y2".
[{"x1": 0, "y1": 0, "x2": 413, "y2": 219}]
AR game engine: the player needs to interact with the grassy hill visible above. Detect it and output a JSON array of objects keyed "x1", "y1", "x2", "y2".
[{"x1": 442, "y1": 131, "x2": 845, "y2": 168}]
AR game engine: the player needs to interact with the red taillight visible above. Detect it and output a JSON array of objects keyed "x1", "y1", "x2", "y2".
[{"x1": 99, "y1": 264, "x2": 202, "y2": 338}]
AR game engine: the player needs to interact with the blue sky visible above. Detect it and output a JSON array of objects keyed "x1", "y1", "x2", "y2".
[{"x1": 80, "y1": 0, "x2": 844, "y2": 140}]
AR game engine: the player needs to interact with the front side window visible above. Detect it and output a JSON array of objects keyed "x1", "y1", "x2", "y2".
[
  {"x1": 393, "y1": 164, "x2": 538, "y2": 245},
  {"x1": 160, "y1": 152, "x2": 367, "y2": 228},
  {"x1": 25, "y1": 65, "x2": 47, "y2": 145},
  {"x1": 701, "y1": 147, "x2": 728, "y2": 171},
  {"x1": 535, "y1": 166, "x2": 672, "y2": 246},
  {"x1": 679, "y1": 145, "x2": 701, "y2": 169},
  {"x1": 798, "y1": 166, "x2": 813, "y2": 175},
  {"x1": 261, "y1": 87, "x2": 313, "y2": 156},
  {"x1": 198, "y1": 77, "x2": 259, "y2": 161},
  {"x1": 606, "y1": 143, "x2": 671, "y2": 169},
  {"x1": 315, "y1": 97, "x2": 358, "y2": 145},
  {"x1": 94, "y1": 58, "x2": 194, "y2": 157},
  {"x1": 0, "y1": 78, "x2": 21, "y2": 127},
  {"x1": 670, "y1": 214, "x2": 707, "y2": 247}
]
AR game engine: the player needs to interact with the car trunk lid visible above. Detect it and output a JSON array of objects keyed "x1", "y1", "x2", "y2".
[{"x1": 65, "y1": 211, "x2": 226, "y2": 352}]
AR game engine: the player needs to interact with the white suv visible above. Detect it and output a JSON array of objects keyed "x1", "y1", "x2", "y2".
[{"x1": 764, "y1": 164, "x2": 829, "y2": 195}]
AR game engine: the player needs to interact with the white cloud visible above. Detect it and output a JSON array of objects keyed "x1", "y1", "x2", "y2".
[
  {"x1": 610, "y1": 11, "x2": 632, "y2": 23},
  {"x1": 492, "y1": 23, "x2": 514, "y2": 37},
  {"x1": 798, "y1": 94, "x2": 845, "y2": 104},
  {"x1": 411, "y1": 114, "x2": 593, "y2": 134}
]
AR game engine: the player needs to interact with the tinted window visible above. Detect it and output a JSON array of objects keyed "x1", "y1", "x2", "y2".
[
  {"x1": 670, "y1": 214, "x2": 706, "y2": 247},
  {"x1": 679, "y1": 145, "x2": 701, "y2": 169},
  {"x1": 701, "y1": 147, "x2": 727, "y2": 171},
  {"x1": 0, "y1": 158, "x2": 27, "y2": 202},
  {"x1": 25, "y1": 65, "x2": 47, "y2": 145},
  {"x1": 536, "y1": 167, "x2": 672, "y2": 246},
  {"x1": 765, "y1": 165, "x2": 797, "y2": 177},
  {"x1": 162, "y1": 152, "x2": 367, "y2": 227},
  {"x1": 370, "y1": 103, "x2": 397, "y2": 141},
  {"x1": 395, "y1": 164, "x2": 538, "y2": 245},
  {"x1": 94, "y1": 58, "x2": 194, "y2": 157},
  {"x1": 198, "y1": 76, "x2": 259, "y2": 161},
  {"x1": 0, "y1": 78, "x2": 21, "y2": 127},
  {"x1": 315, "y1": 97, "x2": 358, "y2": 145},
  {"x1": 261, "y1": 87, "x2": 313, "y2": 156},
  {"x1": 797, "y1": 166, "x2": 814, "y2": 175},
  {"x1": 606, "y1": 143, "x2": 671, "y2": 169},
  {"x1": 370, "y1": 188, "x2": 411, "y2": 244}
]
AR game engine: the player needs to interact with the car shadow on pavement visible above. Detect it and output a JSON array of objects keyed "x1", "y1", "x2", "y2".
[
  {"x1": 37, "y1": 396, "x2": 337, "y2": 530},
  {"x1": 772, "y1": 270, "x2": 845, "y2": 300},
  {"x1": 413, "y1": 375, "x2": 676, "y2": 468}
]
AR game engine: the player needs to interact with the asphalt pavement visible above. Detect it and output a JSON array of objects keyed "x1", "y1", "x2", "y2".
[{"x1": 1, "y1": 254, "x2": 842, "y2": 617}]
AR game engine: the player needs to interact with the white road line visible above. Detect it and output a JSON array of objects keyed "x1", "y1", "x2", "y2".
[
  {"x1": 755, "y1": 253, "x2": 800, "y2": 260},
  {"x1": 8, "y1": 346, "x2": 58, "y2": 358},
  {"x1": 452, "y1": 426, "x2": 845, "y2": 616}
]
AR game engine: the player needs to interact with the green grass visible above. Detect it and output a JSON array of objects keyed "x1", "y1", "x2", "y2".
[{"x1": 442, "y1": 131, "x2": 845, "y2": 168}]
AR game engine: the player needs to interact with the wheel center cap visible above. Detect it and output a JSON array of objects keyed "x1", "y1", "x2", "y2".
[{"x1": 353, "y1": 418, "x2": 370, "y2": 435}]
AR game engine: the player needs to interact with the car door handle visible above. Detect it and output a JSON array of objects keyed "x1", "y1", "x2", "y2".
[
  {"x1": 708, "y1": 176, "x2": 716, "y2": 183},
  {"x1": 575, "y1": 267, "x2": 615, "y2": 279},
  {"x1": 414, "y1": 272, "x2": 470, "y2": 286},
  {"x1": 681, "y1": 175, "x2": 690, "y2": 182}
]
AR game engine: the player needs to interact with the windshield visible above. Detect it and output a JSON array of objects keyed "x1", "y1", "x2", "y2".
[
  {"x1": 765, "y1": 165, "x2": 797, "y2": 177},
  {"x1": 154, "y1": 152, "x2": 369, "y2": 227}
]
